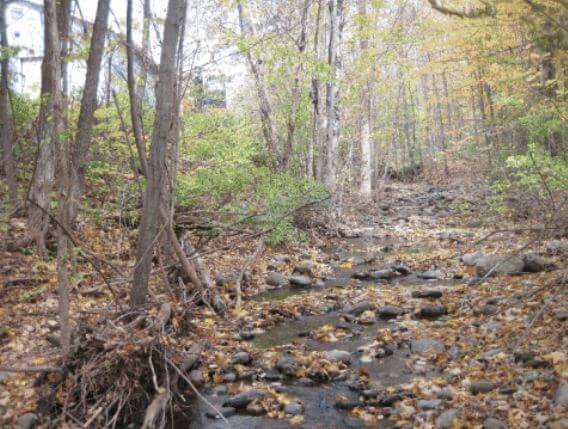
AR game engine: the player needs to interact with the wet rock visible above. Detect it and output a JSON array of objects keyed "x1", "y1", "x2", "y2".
[
  {"x1": 206, "y1": 407, "x2": 236, "y2": 419},
  {"x1": 231, "y1": 351, "x2": 251, "y2": 365},
  {"x1": 297, "y1": 377, "x2": 314, "y2": 386},
  {"x1": 223, "y1": 390, "x2": 265, "y2": 409},
  {"x1": 378, "y1": 394, "x2": 404, "y2": 407},
  {"x1": 283, "y1": 402, "x2": 303, "y2": 415},
  {"x1": 470, "y1": 380, "x2": 497, "y2": 395},
  {"x1": 411, "y1": 339, "x2": 445, "y2": 354},
  {"x1": 514, "y1": 350, "x2": 549, "y2": 368},
  {"x1": 266, "y1": 272, "x2": 288, "y2": 287},
  {"x1": 412, "y1": 290, "x2": 443, "y2": 299},
  {"x1": 483, "y1": 417, "x2": 507, "y2": 429},
  {"x1": 293, "y1": 261, "x2": 316, "y2": 276},
  {"x1": 17, "y1": 413, "x2": 38, "y2": 429},
  {"x1": 417, "y1": 399, "x2": 442, "y2": 410},
  {"x1": 437, "y1": 387, "x2": 455, "y2": 400},
  {"x1": 352, "y1": 271, "x2": 373, "y2": 280},
  {"x1": 436, "y1": 408, "x2": 460, "y2": 429},
  {"x1": 555, "y1": 383, "x2": 568, "y2": 408},
  {"x1": 522, "y1": 253, "x2": 556, "y2": 272},
  {"x1": 313, "y1": 280, "x2": 325, "y2": 289},
  {"x1": 377, "y1": 305, "x2": 404, "y2": 319},
  {"x1": 555, "y1": 311, "x2": 568, "y2": 322},
  {"x1": 239, "y1": 331, "x2": 255, "y2": 341},
  {"x1": 498, "y1": 386, "x2": 517, "y2": 395},
  {"x1": 548, "y1": 419, "x2": 568, "y2": 429},
  {"x1": 276, "y1": 355, "x2": 298, "y2": 376},
  {"x1": 335, "y1": 399, "x2": 364, "y2": 410},
  {"x1": 362, "y1": 389, "x2": 380, "y2": 398},
  {"x1": 417, "y1": 270, "x2": 443, "y2": 280},
  {"x1": 343, "y1": 416, "x2": 365, "y2": 428},
  {"x1": 262, "y1": 369, "x2": 284, "y2": 381},
  {"x1": 475, "y1": 254, "x2": 525, "y2": 277},
  {"x1": 344, "y1": 300, "x2": 372, "y2": 316},
  {"x1": 324, "y1": 349, "x2": 351, "y2": 364},
  {"x1": 462, "y1": 251, "x2": 485, "y2": 266},
  {"x1": 245, "y1": 401, "x2": 265, "y2": 415},
  {"x1": 289, "y1": 275, "x2": 312, "y2": 287},
  {"x1": 391, "y1": 264, "x2": 411, "y2": 275},
  {"x1": 335, "y1": 320, "x2": 354, "y2": 330},
  {"x1": 370, "y1": 269, "x2": 398, "y2": 280},
  {"x1": 417, "y1": 304, "x2": 448, "y2": 319}
]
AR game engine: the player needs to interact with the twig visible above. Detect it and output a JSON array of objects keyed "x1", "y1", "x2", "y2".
[{"x1": 0, "y1": 365, "x2": 61, "y2": 373}]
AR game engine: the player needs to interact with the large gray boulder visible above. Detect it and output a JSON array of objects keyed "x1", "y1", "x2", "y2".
[{"x1": 475, "y1": 255, "x2": 525, "y2": 277}]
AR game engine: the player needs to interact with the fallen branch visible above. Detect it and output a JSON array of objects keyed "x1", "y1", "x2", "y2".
[{"x1": 0, "y1": 365, "x2": 61, "y2": 373}]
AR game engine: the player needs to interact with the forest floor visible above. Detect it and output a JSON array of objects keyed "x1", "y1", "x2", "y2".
[{"x1": 1, "y1": 182, "x2": 567, "y2": 428}]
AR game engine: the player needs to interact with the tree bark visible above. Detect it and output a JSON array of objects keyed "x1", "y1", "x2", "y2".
[
  {"x1": 358, "y1": 0, "x2": 372, "y2": 197},
  {"x1": 127, "y1": 0, "x2": 148, "y2": 176},
  {"x1": 431, "y1": 73, "x2": 449, "y2": 178},
  {"x1": 237, "y1": 1, "x2": 280, "y2": 165},
  {"x1": 69, "y1": 0, "x2": 111, "y2": 221},
  {"x1": 282, "y1": 0, "x2": 310, "y2": 170},
  {"x1": 324, "y1": 0, "x2": 344, "y2": 192},
  {"x1": 0, "y1": 0, "x2": 17, "y2": 202},
  {"x1": 309, "y1": 0, "x2": 323, "y2": 178},
  {"x1": 131, "y1": 0, "x2": 186, "y2": 307}
]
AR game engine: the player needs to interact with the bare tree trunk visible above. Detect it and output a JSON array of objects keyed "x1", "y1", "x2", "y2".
[
  {"x1": 308, "y1": 0, "x2": 323, "y2": 178},
  {"x1": 237, "y1": 1, "x2": 280, "y2": 165},
  {"x1": 358, "y1": 0, "x2": 372, "y2": 197},
  {"x1": 57, "y1": 0, "x2": 71, "y2": 99},
  {"x1": 131, "y1": 0, "x2": 186, "y2": 308},
  {"x1": 0, "y1": 0, "x2": 17, "y2": 202},
  {"x1": 138, "y1": 0, "x2": 151, "y2": 110},
  {"x1": 127, "y1": 0, "x2": 148, "y2": 176},
  {"x1": 431, "y1": 73, "x2": 449, "y2": 178},
  {"x1": 476, "y1": 73, "x2": 493, "y2": 167},
  {"x1": 441, "y1": 69, "x2": 453, "y2": 141},
  {"x1": 69, "y1": 0, "x2": 111, "y2": 221},
  {"x1": 282, "y1": 0, "x2": 310, "y2": 170},
  {"x1": 324, "y1": 0, "x2": 344, "y2": 192},
  {"x1": 421, "y1": 74, "x2": 435, "y2": 153}
]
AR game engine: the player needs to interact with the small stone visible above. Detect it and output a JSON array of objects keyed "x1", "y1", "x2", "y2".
[
  {"x1": 391, "y1": 264, "x2": 411, "y2": 275},
  {"x1": 206, "y1": 407, "x2": 236, "y2": 419},
  {"x1": 411, "y1": 339, "x2": 445, "y2": 354},
  {"x1": 417, "y1": 399, "x2": 442, "y2": 410},
  {"x1": 370, "y1": 269, "x2": 398, "y2": 280},
  {"x1": 479, "y1": 304, "x2": 498, "y2": 316},
  {"x1": 283, "y1": 402, "x2": 303, "y2": 415},
  {"x1": 223, "y1": 390, "x2": 265, "y2": 409},
  {"x1": 417, "y1": 305, "x2": 448, "y2": 319},
  {"x1": 462, "y1": 251, "x2": 485, "y2": 266},
  {"x1": 239, "y1": 330, "x2": 255, "y2": 340},
  {"x1": 555, "y1": 311, "x2": 568, "y2": 322},
  {"x1": 481, "y1": 322, "x2": 503, "y2": 331},
  {"x1": 522, "y1": 253, "x2": 556, "y2": 272},
  {"x1": 357, "y1": 310, "x2": 376, "y2": 325},
  {"x1": 417, "y1": 270, "x2": 443, "y2": 280},
  {"x1": 266, "y1": 272, "x2": 288, "y2": 287},
  {"x1": 289, "y1": 275, "x2": 312, "y2": 287},
  {"x1": 324, "y1": 349, "x2": 351, "y2": 363},
  {"x1": 17, "y1": 413, "x2": 38, "y2": 429},
  {"x1": 437, "y1": 387, "x2": 455, "y2": 400},
  {"x1": 344, "y1": 300, "x2": 372, "y2": 316},
  {"x1": 436, "y1": 408, "x2": 460, "y2": 429},
  {"x1": 470, "y1": 380, "x2": 497, "y2": 395},
  {"x1": 326, "y1": 277, "x2": 351, "y2": 288},
  {"x1": 293, "y1": 261, "x2": 316, "y2": 276},
  {"x1": 222, "y1": 372, "x2": 236, "y2": 383},
  {"x1": 213, "y1": 385, "x2": 228, "y2": 396},
  {"x1": 313, "y1": 280, "x2": 326, "y2": 289},
  {"x1": 297, "y1": 377, "x2": 314, "y2": 386},
  {"x1": 555, "y1": 383, "x2": 568, "y2": 408},
  {"x1": 276, "y1": 355, "x2": 298, "y2": 376},
  {"x1": 263, "y1": 369, "x2": 284, "y2": 381},
  {"x1": 231, "y1": 351, "x2": 251, "y2": 365},
  {"x1": 483, "y1": 417, "x2": 507, "y2": 429},
  {"x1": 412, "y1": 290, "x2": 443, "y2": 299},
  {"x1": 189, "y1": 369, "x2": 204, "y2": 386},
  {"x1": 377, "y1": 305, "x2": 404, "y2": 319}
]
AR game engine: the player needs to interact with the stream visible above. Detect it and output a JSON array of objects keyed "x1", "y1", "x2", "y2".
[{"x1": 186, "y1": 185, "x2": 481, "y2": 428}]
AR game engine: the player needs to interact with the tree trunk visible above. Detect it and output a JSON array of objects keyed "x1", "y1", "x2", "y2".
[
  {"x1": 308, "y1": 0, "x2": 323, "y2": 178},
  {"x1": 131, "y1": 0, "x2": 186, "y2": 308},
  {"x1": 0, "y1": 0, "x2": 17, "y2": 202},
  {"x1": 431, "y1": 73, "x2": 449, "y2": 178},
  {"x1": 358, "y1": 0, "x2": 372, "y2": 197},
  {"x1": 282, "y1": 0, "x2": 310, "y2": 170},
  {"x1": 69, "y1": 0, "x2": 111, "y2": 221},
  {"x1": 237, "y1": 1, "x2": 280, "y2": 165},
  {"x1": 324, "y1": 0, "x2": 344, "y2": 192},
  {"x1": 127, "y1": 0, "x2": 148, "y2": 176}
]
